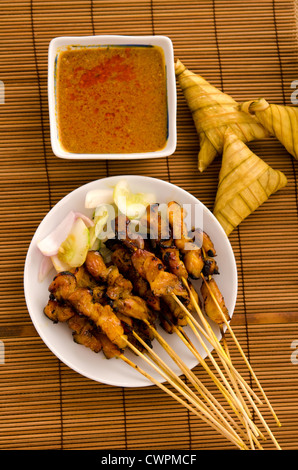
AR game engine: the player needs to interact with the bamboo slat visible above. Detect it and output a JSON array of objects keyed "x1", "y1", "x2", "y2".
[{"x1": 0, "y1": 0, "x2": 298, "y2": 451}]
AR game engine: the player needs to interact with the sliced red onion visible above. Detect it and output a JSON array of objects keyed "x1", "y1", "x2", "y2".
[
  {"x1": 74, "y1": 211, "x2": 94, "y2": 228},
  {"x1": 38, "y1": 255, "x2": 54, "y2": 282},
  {"x1": 37, "y1": 210, "x2": 93, "y2": 257}
]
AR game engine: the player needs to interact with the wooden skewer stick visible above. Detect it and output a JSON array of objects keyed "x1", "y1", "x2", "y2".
[
  {"x1": 181, "y1": 277, "x2": 281, "y2": 450},
  {"x1": 171, "y1": 325, "x2": 249, "y2": 441},
  {"x1": 183, "y1": 312, "x2": 263, "y2": 440},
  {"x1": 134, "y1": 328, "x2": 248, "y2": 443},
  {"x1": 176, "y1": 282, "x2": 263, "y2": 407},
  {"x1": 120, "y1": 354, "x2": 247, "y2": 450},
  {"x1": 172, "y1": 292, "x2": 264, "y2": 422},
  {"x1": 174, "y1": 324, "x2": 259, "y2": 445},
  {"x1": 133, "y1": 330, "x2": 245, "y2": 445},
  {"x1": 148, "y1": 308, "x2": 263, "y2": 441},
  {"x1": 121, "y1": 339, "x2": 248, "y2": 450},
  {"x1": 146, "y1": 320, "x2": 239, "y2": 410},
  {"x1": 199, "y1": 273, "x2": 281, "y2": 429},
  {"x1": 146, "y1": 317, "x2": 261, "y2": 438},
  {"x1": 220, "y1": 325, "x2": 263, "y2": 450}
]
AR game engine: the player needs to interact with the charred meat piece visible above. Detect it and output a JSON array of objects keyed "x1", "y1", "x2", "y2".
[
  {"x1": 202, "y1": 231, "x2": 217, "y2": 257},
  {"x1": 111, "y1": 246, "x2": 161, "y2": 312},
  {"x1": 72, "y1": 321, "x2": 102, "y2": 353},
  {"x1": 68, "y1": 287, "x2": 127, "y2": 350},
  {"x1": 44, "y1": 298, "x2": 75, "y2": 323},
  {"x1": 94, "y1": 331, "x2": 121, "y2": 359},
  {"x1": 105, "y1": 265, "x2": 132, "y2": 300},
  {"x1": 85, "y1": 251, "x2": 132, "y2": 299},
  {"x1": 131, "y1": 248, "x2": 187, "y2": 297},
  {"x1": 70, "y1": 265, "x2": 99, "y2": 289},
  {"x1": 114, "y1": 213, "x2": 145, "y2": 251},
  {"x1": 167, "y1": 200, "x2": 190, "y2": 245},
  {"x1": 48, "y1": 271, "x2": 77, "y2": 301},
  {"x1": 183, "y1": 249, "x2": 205, "y2": 279},
  {"x1": 139, "y1": 203, "x2": 170, "y2": 243},
  {"x1": 189, "y1": 229, "x2": 217, "y2": 258},
  {"x1": 161, "y1": 246, "x2": 188, "y2": 279},
  {"x1": 201, "y1": 278, "x2": 229, "y2": 325},
  {"x1": 113, "y1": 295, "x2": 151, "y2": 322},
  {"x1": 159, "y1": 299, "x2": 188, "y2": 334},
  {"x1": 44, "y1": 298, "x2": 102, "y2": 353},
  {"x1": 85, "y1": 250, "x2": 109, "y2": 282},
  {"x1": 202, "y1": 257, "x2": 219, "y2": 277},
  {"x1": 92, "y1": 285, "x2": 107, "y2": 303}
]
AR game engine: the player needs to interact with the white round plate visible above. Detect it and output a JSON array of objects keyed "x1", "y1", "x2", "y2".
[{"x1": 24, "y1": 175, "x2": 237, "y2": 387}]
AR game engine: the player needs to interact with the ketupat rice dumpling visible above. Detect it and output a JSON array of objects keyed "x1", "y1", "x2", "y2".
[
  {"x1": 175, "y1": 59, "x2": 269, "y2": 172},
  {"x1": 213, "y1": 131, "x2": 288, "y2": 236},
  {"x1": 241, "y1": 98, "x2": 298, "y2": 161}
]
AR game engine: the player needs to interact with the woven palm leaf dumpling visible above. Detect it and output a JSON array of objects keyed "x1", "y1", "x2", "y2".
[
  {"x1": 213, "y1": 131, "x2": 288, "y2": 236},
  {"x1": 174, "y1": 59, "x2": 269, "y2": 172},
  {"x1": 174, "y1": 58, "x2": 295, "y2": 236},
  {"x1": 241, "y1": 98, "x2": 298, "y2": 161}
]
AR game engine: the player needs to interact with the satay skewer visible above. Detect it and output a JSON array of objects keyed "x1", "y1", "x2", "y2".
[
  {"x1": 84, "y1": 250, "x2": 258, "y2": 441},
  {"x1": 120, "y1": 354, "x2": 247, "y2": 450},
  {"x1": 219, "y1": 325, "x2": 263, "y2": 450},
  {"x1": 174, "y1": 291, "x2": 283, "y2": 450},
  {"x1": 137, "y1": 205, "x2": 265, "y2": 414},
  {"x1": 181, "y1": 277, "x2": 281, "y2": 449},
  {"x1": 51, "y1": 210, "x2": 278, "y2": 448},
  {"x1": 175, "y1": 324, "x2": 263, "y2": 450},
  {"x1": 44, "y1": 292, "x2": 246, "y2": 449},
  {"x1": 137, "y1": 323, "x2": 256, "y2": 444},
  {"x1": 110, "y1": 232, "x2": 266, "y2": 436},
  {"x1": 121, "y1": 337, "x2": 248, "y2": 450},
  {"x1": 132, "y1": 330, "x2": 248, "y2": 444},
  {"x1": 165, "y1": 200, "x2": 281, "y2": 433},
  {"x1": 175, "y1": 304, "x2": 264, "y2": 440},
  {"x1": 173, "y1": 289, "x2": 264, "y2": 413},
  {"x1": 200, "y1": 273, "x2": 281, "y2": 428}
]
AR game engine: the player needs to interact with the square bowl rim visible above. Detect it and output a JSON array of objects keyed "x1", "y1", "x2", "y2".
[{"x1": 48, "y1": 34, "x2": 177, "y2": 160}]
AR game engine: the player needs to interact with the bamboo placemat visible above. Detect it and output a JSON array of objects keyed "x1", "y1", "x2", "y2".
[{"x1": 1, "y1": 0, "x2": 298, "y2": 450}]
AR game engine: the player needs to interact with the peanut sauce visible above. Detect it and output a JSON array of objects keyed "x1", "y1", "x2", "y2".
[{"x1": 56, "y1": 45, "x2": 168, "y2": 154}]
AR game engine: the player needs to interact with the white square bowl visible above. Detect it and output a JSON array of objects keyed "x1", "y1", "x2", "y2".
[{"x1": 48, "y1": 35, "x2": 177, "y2": 160}]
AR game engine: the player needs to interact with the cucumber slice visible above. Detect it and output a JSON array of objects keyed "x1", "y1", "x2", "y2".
[
  {"x1": 113, "y1": 179, "x2": 156, "y2": 219},
  {"x1": 57, "y1": 218, "x2": 90, "y2": 268},
  {"x1": 85, "y1": 188, "x2": 113, "y2": 209}
]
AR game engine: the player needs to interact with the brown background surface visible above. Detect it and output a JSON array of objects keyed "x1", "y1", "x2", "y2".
[{"x1": 0, "y1": 0, "x2": 298, "y2": 450}]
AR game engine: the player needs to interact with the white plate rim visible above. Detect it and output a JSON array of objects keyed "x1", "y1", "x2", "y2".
[{"x1": 24, "y1": 175, "x2": 238, "y2": 387}]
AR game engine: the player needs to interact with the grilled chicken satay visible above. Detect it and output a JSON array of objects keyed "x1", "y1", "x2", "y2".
[
  {"x1": 111, "y1": 245, "x2": 161, "y2": 312},
  {"x1": 190, "y1": 228, "x2": 219, "y2": 277},
  {"x1": 131, "y1": 248, "x2": 188, "y2": 298},
  {"x1": 85, "y1": 250, "x2": 154, "y2": 325},
  {"x1": 95, "y1": 331, "x2": 122, "y2": 359},
  {"x1": 67, "y1": 287, "x2": 127, "y2": 350},
  {"x1": 140, "y1": 204, "x2": 189, "y2": 280},
  {"x1": 200, "y1": 278, "x2": 230, "y2": 324},
  {"x1": 111, "y1": 243, "x2": 194, "y2": 337},
  {"x1": 167, "y1": 201, "x2": 205, "y2": 279},
  {"x1": 167, "y1": 201, "x2": 228, "y2": 324},
  {"x1": 110, "y1": 210, "x2": 188, "y2": 298},
  {"x1": 139, "y1": 205, "x2": 203, "y2": 321},
  {"x1": 114, "y1": 213, "x2": 197, "y2": 328},
  {"x1": 167, "y1": 201, "x2": 220, "y2": 279},
  {"x1": 44, "y1": 297, "x2": 121, "y2": 358},
  {"x1": 48, "y1": 266, "x2": 101, "y2": 301},
  {"x1": 114, "y1": 213, "x2": 145, "y2": 252},
  {"x1": 48, "y1": 271, "x2": 77, "y2": 301},
  {"x1": 46, "y1": 253, "x2": 155, "y2": 355},
  {"x1": 44, "y1": 298, "x2": 102, "y2": 353},
  {"x1": 48, "y1": 270, "x2": 127, "y2": 350}
]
